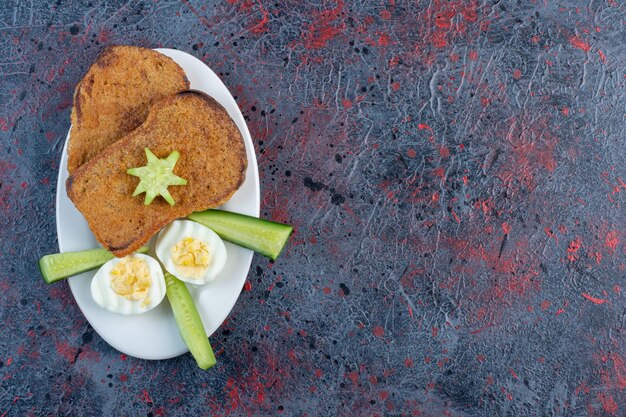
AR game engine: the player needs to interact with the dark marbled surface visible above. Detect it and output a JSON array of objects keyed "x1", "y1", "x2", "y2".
[{"x1": 1, "y1": 0, "x2": 625, "y2": 416}]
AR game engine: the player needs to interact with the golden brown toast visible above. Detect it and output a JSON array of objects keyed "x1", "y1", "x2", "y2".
[
  {"x1": 68, "y1": 45, "x2": 189, "y2": 174},
  {"x1": 66, "y1": 91, "x2": 248, "y2": 257}
]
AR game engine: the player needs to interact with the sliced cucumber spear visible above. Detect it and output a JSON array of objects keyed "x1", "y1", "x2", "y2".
[
  {"x1": 39, "y1": 246, "x2": 149, "y2": 284},
  {"x1": 188, "y1": 209, "x2": 293, "y2": 260},
  {"x1": 164, "y1": 272, "x2": 216, "y2": 370}
]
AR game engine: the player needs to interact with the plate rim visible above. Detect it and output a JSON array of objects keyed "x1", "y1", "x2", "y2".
[{"x1": 55, "y1": 47, "x2": 260, "y2": 360}]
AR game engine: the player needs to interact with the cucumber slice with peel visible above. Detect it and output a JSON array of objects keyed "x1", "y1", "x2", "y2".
[
  {"x1": 164, "y1": 272, "x2": 216, "y2": 370},
  {"x1": 39, "y1": 246, "x2": 149, "y2": 284},
  {"x1": 187, "y1": 209, "x2": 293, "y2": 260}
]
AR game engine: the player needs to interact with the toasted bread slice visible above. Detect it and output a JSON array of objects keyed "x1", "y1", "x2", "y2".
[
  {"x1": 66, "y1": 91, "x2": 248, "y2": 257},
  {"x1": 68, "y1": 45, "x2": 189, "y2": 174}
]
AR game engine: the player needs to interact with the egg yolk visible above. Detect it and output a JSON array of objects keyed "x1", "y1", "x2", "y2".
[
  {"x1": 110, "y1": 257, "x2": 151, "y2": 307},
  {"x1": 171, "y1": 237, "x2": 211, "y2": 278}
]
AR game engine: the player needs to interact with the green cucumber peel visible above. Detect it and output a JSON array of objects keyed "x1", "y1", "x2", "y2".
[
  {"x1": 164, "y1": 272, "x2": 216, "y2": 370},
  {"x1": 39, "y1": 246, "x2": 149, "y2": 284},
  {"x1": 187, "y1": 209, "x2": 293, "y2": 260}
]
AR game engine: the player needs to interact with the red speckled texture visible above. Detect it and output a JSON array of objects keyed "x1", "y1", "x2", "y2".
[{"x1": 1, "y1": 1, "x2": 625, "y2": 416}]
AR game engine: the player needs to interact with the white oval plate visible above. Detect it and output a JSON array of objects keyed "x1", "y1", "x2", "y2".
[{"x1": 56, "y1": 48, "x2": 260, "y2": 360}]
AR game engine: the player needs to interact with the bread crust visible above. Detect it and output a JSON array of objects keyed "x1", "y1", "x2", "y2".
[
  {"x1": 66, "y1": 91, "x2": 248, "y2": 257},
  {"x1": 68, "y1": 45, "x2": 190, "y2": 174}
]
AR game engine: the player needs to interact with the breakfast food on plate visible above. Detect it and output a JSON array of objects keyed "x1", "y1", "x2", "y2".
[
  {"x1": 156, "y1": 220, "x2": 227, "y2": 285},
  {"x1": 39, "y1": 46, "x2": 294, "y2": 369},
  {"x1": 67, "y1": 45, "x2": 189, "y2": 174},
  {"x1": 66, "y1": 91, "x2": 248, "y2": 258},
  {"x1": 91, "y1": 253, "x2": 166, "y2": 315}
]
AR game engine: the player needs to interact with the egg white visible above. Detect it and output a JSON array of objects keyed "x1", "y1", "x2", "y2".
[
  {"x1": 155, "y1": 220, "x2": 227, "y2": 285},
  {"x1": 90, "y1": 253, "x2": 166, "y2": 315}
]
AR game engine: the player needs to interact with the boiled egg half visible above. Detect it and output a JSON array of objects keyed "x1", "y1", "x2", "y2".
[
  {"x1": 91, "y1": 253, "x2": 166, "y2": 315},
  {"x1": 155, "y1": 220, "x2": 227, "y2": 285}
]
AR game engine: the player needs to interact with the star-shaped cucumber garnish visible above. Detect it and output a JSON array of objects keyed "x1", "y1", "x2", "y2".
[{"x1": 127, "y1": 148, "x2": 187, "y2": 206}]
